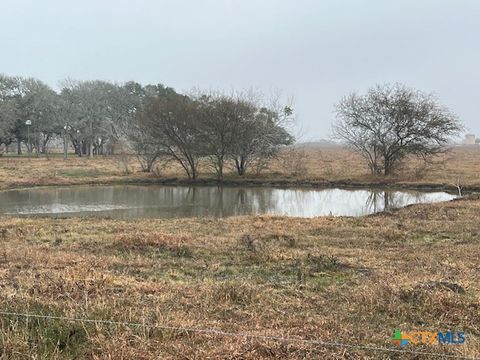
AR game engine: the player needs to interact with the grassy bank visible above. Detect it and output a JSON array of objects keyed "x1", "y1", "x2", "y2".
[
  {"x1": 1, "y1": 145, "x2": 480, "y2": 192},
  {"x1": 0, "y1": 196, "x2": 479, "y2": 358}
]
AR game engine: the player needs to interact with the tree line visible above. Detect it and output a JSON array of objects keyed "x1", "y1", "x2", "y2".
[
  {"x1": 0, "y1": 74, "x2": 294, "y2": 178},
  {"x1": 1, "y1": 75, "x2": 463, "y2": 178}
]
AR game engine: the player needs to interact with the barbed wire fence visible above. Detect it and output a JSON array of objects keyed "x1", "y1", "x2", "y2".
[{"x1": 0, "y1": 311, "x2": 477, "y2": 359}]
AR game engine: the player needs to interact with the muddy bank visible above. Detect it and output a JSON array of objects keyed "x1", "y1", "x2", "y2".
[
  {"x1": 2, "y1": 174, "x2": 478, "y2": 194},
  {"x1": 117, "y1": 176, "x2": 476, "y2": 194}
]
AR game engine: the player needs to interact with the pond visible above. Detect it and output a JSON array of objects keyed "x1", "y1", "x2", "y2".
[{"x1": 0, "y1": 185, "x2": 456, "y2": 218}]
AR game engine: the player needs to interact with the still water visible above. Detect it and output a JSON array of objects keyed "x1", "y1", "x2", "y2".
[{"x1": 0, "y1": 185, "x2": 456, "y2": 218}]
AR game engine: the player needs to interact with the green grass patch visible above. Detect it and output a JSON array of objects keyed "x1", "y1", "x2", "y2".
[
  {"x1": 0, "y1": 303, "x2": 90, "y2": 359},
  {"x1": 57, "y1": 168, "x2": 106, "y2": 178}
]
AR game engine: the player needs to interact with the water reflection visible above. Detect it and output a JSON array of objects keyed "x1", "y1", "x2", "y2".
[
  {"x1": 0, "y1": 185, "x2": 456, "y2": 218},
  {"x1": 364, "y1": 191, "x2": 428, "y2": 213}
]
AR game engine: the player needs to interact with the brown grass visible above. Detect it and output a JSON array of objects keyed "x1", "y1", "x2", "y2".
[
  {"x1": 0, "y1": 196, "x2": 479, "y2": 358},
  {"x1": 1, "y1": 145, "x2": 480, "y2": 191},
  {"x1": 1, "y1": 147, "x2": 480, "y2": 358},
  {"x1": 270, "y1": 145, "x2": 480, "y2": 188}
]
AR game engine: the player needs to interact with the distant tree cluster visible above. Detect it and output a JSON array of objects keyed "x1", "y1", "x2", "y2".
[
  {"x1": 0, "y1": 74, "x2": 133, "y2": 156},
  {"x1": 0, "y1": 74, "x2": 294, "y2": 178},
  {"x1": 0, "y1": 75, "x2": 62, "y2": 155},
  {"x1": 333, "y1": 84, "x2": 462, "y2": 176},
  {"x1": 131, "y1": 91, "x2": 294, "y2": 178}
]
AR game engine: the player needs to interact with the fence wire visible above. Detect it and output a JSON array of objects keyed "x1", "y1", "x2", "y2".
[{"x1": 0, "y1": 311, "x2": 477, "y2": 359}]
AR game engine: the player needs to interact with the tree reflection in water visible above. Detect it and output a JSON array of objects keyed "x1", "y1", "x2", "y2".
[
  {"x1": 365, "y1": 191, "x2": 428, "y2": 213},
  {"x1": 0, "y1": 185, "x2": 455, "y2": 218}
]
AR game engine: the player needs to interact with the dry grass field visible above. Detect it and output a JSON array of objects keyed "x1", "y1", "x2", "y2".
[
  {"x1": 282, "y1": 145, "x2": 480, "y2": 187},
  {"x1": 0, "y1": 146, "x2": 479, "y2": 359},
  {"x1": 0, "y1": 145, "x2": 479, "y2": 191},
  {"x1": 0, "y1": 197, "x2": 479, "y2": 359}
]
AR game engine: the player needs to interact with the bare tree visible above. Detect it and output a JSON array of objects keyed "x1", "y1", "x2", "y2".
[
  {"x1": 229, "y1": 101, "x2": 294, "y2": 176},
  {"x1": 60, "y1": 80, "x2": 137, "y2": 157},
  {"x1": 61, "y1": 80, "x2": 108, "y2": 157},
  {"x1": 333, "y1": 84, "x2": 463, "y2": 176},
  {"x1": 195, "y1": 92, "x2": 254, "y2": 178},
  {"x1": 137, "y1": 93, "x2": 202, "y2": 179},
  {"x1": 125, "y1": 82, "x2": 181, "y2": 172},
  {"x1": 128, "y1": 120, "x2": 163, "y2": 172}
]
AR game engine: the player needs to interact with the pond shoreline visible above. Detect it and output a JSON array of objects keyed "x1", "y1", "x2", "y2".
[
  {"x1": 0, "y1": 182, "x2": 458, "y2": 218},
  {"x1": 1, "y1": 175, "x2": 476, "y2": 195}
]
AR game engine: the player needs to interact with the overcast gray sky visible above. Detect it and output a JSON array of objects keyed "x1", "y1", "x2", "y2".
[{"x1": 1, "y1": 0, "x2": 478, "y2": 140}]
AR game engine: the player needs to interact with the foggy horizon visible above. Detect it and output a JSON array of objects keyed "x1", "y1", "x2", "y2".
[{"x1": 1, "y1": 0, "x2": 479, "y2": 140}]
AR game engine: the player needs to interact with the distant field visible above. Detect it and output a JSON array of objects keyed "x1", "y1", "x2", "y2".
[
  {"x1": 270, "y1": 144, "x2": 480, "y2": 187},
  {"x1": 0, "y1": 145, "x2": 479, "y2": 191}
]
